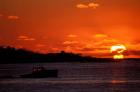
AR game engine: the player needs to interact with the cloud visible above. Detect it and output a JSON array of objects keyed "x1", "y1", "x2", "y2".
[
  {"x1": 13, "y1": 45, "x2": 23, "y2": 49},
  {"x1": 36, "y1": 44, "x2": 46, "y2": 48},
  {"x1": 17, "y1": 35, "x2": 35, "y2": 41},
  {"x1": 51, "y1": 48, "x2": 59, "y2": 51},
  {"x1": 76, "y1": 2, "x2": 99, "y2": 9},
  {"x1": 67, "y1": 34, "x2": 77, "y2": 38},
  {"x1": 78, "y1": 47, "x2": 95, "y2": 52},
  {"x1": 103, "y1": 39, "x2": 118, "y2": 43},
  {"x1": 0, "y1": 14, "x2": 19, "y2": 20},
  {"x1": 8, "y1": 15, "x2": 19, "y2": 20},
  {"x1": 62, "y1": 40, "x2": 110, "y2": 56},
  {"x1": 18, "y1": 36, "x2": 28, "y2": 39},
  {"x1": 126, "y1": 50, "x2": 140, "y2": 56},
  {"x1": 62, "y1": 34, "x2": 127, "y2": 57},
  {"x1": 63, "y1": 41, "x2": 79, "y2": 45},
  {"x1": 88, "y1": 3, "x2": 99, "y2": 9},
  {"x1": 76, "y1": 4, "x2": 88, "y2": 9},
  {"x1": 77, "y1": 46, "x2": 108, "y2": 52},
  {"x1": 0, "y1": 14, "x2": 3, "y2": 17},
  {"x1": 94, "y1": 34, "x2": 108, "y2": 38},
  {"x1": 93, "y1": 34, "x2": 119, "y2": 46}
]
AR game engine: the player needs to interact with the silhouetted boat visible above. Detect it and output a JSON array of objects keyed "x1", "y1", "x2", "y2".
[{"x1": 20, "y1": 67, "x2": 58, "y2": 78}]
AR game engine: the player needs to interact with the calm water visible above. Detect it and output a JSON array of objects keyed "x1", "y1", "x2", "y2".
[{"x1": 0, "y1": 60, "x2": 140, "y2": 92}]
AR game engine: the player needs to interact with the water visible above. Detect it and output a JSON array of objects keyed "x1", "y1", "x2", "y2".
[{"x1": 0, "y1": 60, "x2": 140, "y2": 92}]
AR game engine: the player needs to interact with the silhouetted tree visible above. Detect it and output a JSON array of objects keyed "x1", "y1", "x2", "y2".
[{"x1": 0, "y1": 46, "x2": 115, "y2": 63}]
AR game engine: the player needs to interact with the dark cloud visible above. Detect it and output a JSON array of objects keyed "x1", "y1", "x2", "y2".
[{"x1": 127, "y1": 50, "x2": 140, "y2": 56}]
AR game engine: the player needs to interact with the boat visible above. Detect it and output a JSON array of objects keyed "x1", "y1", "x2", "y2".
[{"x1": 20, "y1": 67, "x2": 58, "y2": 78}]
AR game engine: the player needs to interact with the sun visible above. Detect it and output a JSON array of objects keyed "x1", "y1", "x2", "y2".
[
  {"x1": 110, "y1": 44, "x2": 126, "y2": 59},
  {"x1": 110, "y1": 44, "x2": 126, "y2": 53},
  {"x1": 113, "y1": 54, "x2": 124, "y2": 59}
]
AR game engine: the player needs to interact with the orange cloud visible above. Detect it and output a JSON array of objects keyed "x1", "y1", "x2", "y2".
[
  {"x1": 18, "y1": 36, "x2": 28, "y2": 39},
  {"x1": 51, "y1": 47, "x2": 59, "y2": 51},
  {"x1": 76, "y1": 2, "x2": 99, "y2": 9},
  {"x1": 61, "y1": 33, "x2": 123, "y2": 57},
  {"x1": 64, "y1": 46, "x2": 73, "y2": 52},
  {"x1": 94, "y1": 34, "x2": 108, "y2": 38},
  {"x1": 8, "y1": 15, "x2": 19, "y2": 20},
  {"x1": 63, "y1": 41, "x2": 79, "y2": 45},
  {"x1": 125, "y1": 50, "x2": 140, "y2": 57},
  {"x1": 15, "y1": 45, "x2": 23, "y2": 49},
  {"x1": 62, "y1": 40, "x2": 110, "y2": 56},
  {"x1": 103, "y1": 39, "x2": 118, "y2": 44},
  {"x1": 76, "y1": 4, "x2": 88, "y2": 9},
  {"x1": 23, "y1": 38, "x2": 35, "y2": 41},
  {"x1": 62, "y1": 41, "x2": 113, "y2": 57},
  {"x1": 17, "y1": 35, "x2": 35, "y2": 41},
  {"x1": 88, "y1": 3, "x2": 99, "y2": 9},
  {"x1": 36, "y1": 44, "x2": 46, "y2": 48},
  {"x1": 0, "y1": 14, "x2": 3, "y2": 17},
  {"x1": 67, "y1": 34, "x2": 77, "y2": 38},
  {"x1": 126, "y1": 43, "x2": 140, "y2": 50},
  {"x1": 93, "y1": 34, "x2": 119, "y2": 46},
  {"x1": 77, "y1": 45, "x2": 108, "y2": 52}
]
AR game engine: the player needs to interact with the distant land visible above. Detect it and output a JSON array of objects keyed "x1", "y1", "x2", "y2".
[{"x1": 0, "y1": 46, "x2": 139, "y2": 64}]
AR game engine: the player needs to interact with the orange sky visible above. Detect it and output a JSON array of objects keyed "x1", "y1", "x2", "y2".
[{"x1": 0, "y1": 0, "x2": 140, "y2": 58}]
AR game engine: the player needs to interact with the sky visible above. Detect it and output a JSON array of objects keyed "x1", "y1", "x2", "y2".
[{"x1": 0, "y1": 0, "x2": 140, "y2": 58}]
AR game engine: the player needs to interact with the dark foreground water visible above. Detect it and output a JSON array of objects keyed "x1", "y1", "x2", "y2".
[{"x1": 0, "y1": 60, "x2": 140, "y2": 92}]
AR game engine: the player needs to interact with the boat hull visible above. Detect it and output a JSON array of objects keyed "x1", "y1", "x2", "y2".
[{"x1": 20, "y1": 70, "x2": 58, "y2": 78}]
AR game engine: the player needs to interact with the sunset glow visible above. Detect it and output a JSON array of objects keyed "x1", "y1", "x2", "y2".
[{"x1": 0, "y1": 0, "x2": 140, "y2": 58}]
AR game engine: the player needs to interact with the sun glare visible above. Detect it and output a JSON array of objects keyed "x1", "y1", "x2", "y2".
[
  {"x1": 111, "y1": 44, "x2": 126, "y2": 53},
  {"x1": 110, "y1": 44, "x2": 126, "y2": 60}
]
